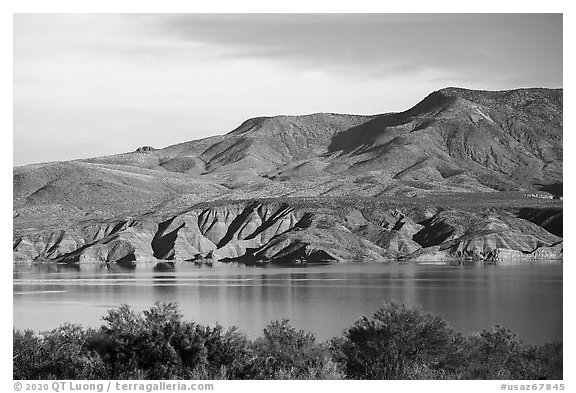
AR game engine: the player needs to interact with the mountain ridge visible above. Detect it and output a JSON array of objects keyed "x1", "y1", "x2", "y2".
[{"x1": 13, "y1": 87, "x2": 563, "y2": 264}]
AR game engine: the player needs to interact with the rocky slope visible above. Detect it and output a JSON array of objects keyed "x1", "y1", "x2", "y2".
[
  {"x1": 13, "y1": 198, "x2": 562, "y2": 264},
  {"x1": 13, "y1": 87, "x2": 563, "y2": 264}
]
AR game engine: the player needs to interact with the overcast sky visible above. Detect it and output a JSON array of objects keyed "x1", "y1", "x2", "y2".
[{"x1": 13, "y1": 13, "x2": 562, "y2": 166}]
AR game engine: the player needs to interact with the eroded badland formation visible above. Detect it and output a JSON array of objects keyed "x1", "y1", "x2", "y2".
[{"x1": 13, "y1": 87, "x2": 563, "y2": 265}]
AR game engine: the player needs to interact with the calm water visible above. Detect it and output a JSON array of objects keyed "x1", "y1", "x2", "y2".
[{"x1": 13, "y1": 262, "x2": 563, "y2": 344}]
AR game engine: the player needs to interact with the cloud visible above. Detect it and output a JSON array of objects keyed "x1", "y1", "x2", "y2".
[
  {"x1": 13, "y1": 13, "x2": 562, "y2": 166},
  {"x1": 148, "y1": 13, "x2": 562, "y2": 85}
]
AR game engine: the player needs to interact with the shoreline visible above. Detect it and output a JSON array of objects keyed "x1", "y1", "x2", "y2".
[{"x1": 13, "y1": 256, "x2": 564, "y2": 266}]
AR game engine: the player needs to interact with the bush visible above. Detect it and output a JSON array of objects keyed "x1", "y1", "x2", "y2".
[
  {"x1": 248, "y1": 319, "x2": 344, "y2": 379},
  {"x1": 200, "y1": 325, "x2": 252, "y2": 379},
  {"x1": 336, "y1": 302, "x2": 458, "y2": 379},
  {"x1": 14, "y1": 324, "x2": 105, "y2": 379},
  {"x1": 530, "y1": 342, "x2": 563, "y2": 380},
  {"x1": 86, "y1": 303, "x2": 179, "y2": 379},
  {"x1": 457, "y1": 326, "x2": 563, "y2": 380},
  {"x1": 13, "y1": 329, "x2": 42, "y2": 380},
  {"x1": 13, "y1": 302, "x2": 562, "y2": 380}
]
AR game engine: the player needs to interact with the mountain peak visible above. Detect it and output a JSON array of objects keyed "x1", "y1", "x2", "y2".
[
  {"x1": 434, "y1": 86, "x2": 562, "y2": 103},
  {"x1": 14, "y1": 86, "x2": 562, "y2": 199},
  {"x1": 13, "y1": 86, "x2": 563, "y2": 265},
  {"x1": 227, "y1": 113, "x2": 377, "y2": 137}
]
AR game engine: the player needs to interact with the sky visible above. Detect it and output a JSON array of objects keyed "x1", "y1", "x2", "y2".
[{"x1": 13, "y1": 13, "x2": 563, "y2": 166}]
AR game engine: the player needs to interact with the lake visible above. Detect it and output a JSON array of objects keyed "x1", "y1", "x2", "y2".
[{"x1": 13, "y1": 261, "x2": 562, "y2": 344}]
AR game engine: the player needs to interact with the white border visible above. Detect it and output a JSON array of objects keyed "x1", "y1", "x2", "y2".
[{"x1": 3, "y1": 2, "x2": 572, "y2": 391}]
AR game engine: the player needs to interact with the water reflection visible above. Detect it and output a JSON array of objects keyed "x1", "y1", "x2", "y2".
[
  {"x1": 13, "y1": 262, "x2": 562, "y2": 343},
  {"x1": 108, "y1": 261, "x2": 137, "y2": 271},
  {"x1": 154, "y1": 262, "x2": 175, "y2": 272}
]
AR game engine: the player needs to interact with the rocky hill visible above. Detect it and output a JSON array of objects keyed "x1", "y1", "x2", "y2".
[{"x1": 13, "y1": 87, "x2": 563, "y2": 264}]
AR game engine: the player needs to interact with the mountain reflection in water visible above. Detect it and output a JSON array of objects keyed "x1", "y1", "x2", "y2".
[{"x1": 13, "y1": 261, "x2": 562, "y2": 344}]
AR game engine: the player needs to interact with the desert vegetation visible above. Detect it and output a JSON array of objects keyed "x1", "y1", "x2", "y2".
[{"x1": 13, "y1": 302, "x2": 562, "y2": 380}]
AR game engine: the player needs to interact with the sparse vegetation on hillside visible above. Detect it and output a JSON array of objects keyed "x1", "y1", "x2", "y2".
[{"x1": 13, "y1": 87, "x2": 563, "y2": 265}]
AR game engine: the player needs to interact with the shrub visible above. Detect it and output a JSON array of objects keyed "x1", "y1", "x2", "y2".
[
  {"x1": 14, "y1": 324, "x2": 105, "y2": 379},
  {"x1": 86, "y1": 302, "x2": 254, "y2": 379},
  {"x1": 457, "y1": 326, "x2": 563, "y2": 380},
  {"x1": 248, "y1": 319, "x2": 344, "y2": 379},
  {"x1": 529, "y1": 342, "x2": 563, "y2": 380},
  {"x1": 199, "y1": 325, "x2": 252, "y2": 379},
  {"x1": 13, "y1": 302, "x2": 562, "y2": 380},
  {"x1": 337, "y1": 302, "x2": 458, "y2": 379},
  {"x1": 88, "y1": 302, "x2": 206, "y2": 379},
  {"x1": 13, "y1": 329, "x2": 42, "y2": 380}
]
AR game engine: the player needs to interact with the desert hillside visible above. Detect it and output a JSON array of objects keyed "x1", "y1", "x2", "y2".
[{"x1": 13, "y1": 87, "x2": 563, "y2": 264}]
